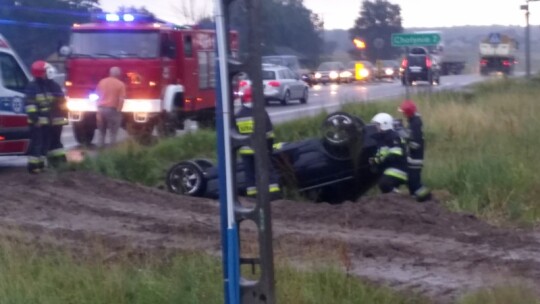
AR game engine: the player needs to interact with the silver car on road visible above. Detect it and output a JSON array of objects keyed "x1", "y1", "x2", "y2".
[{"x1": 262, "y1": 64, "x2": 309, "y2": 106}]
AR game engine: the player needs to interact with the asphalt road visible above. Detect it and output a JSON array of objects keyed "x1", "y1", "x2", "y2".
[{"x1": 0, "y1": 73, "x2": 490, "y2": 167}]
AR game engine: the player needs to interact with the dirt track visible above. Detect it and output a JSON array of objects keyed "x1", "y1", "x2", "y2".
[{"x1": 1, "y1": 168, "x2": 540, "y2": 303}]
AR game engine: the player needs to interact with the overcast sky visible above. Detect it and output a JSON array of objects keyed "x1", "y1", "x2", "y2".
[{"x1": 100, "y1": 0, "x2": 540, "y2": 29}]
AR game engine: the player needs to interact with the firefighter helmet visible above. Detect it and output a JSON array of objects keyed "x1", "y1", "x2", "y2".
[
  {"x1": 31, "y1": 60, "x2": 55, "y2": 79},
  {"x1": 371, "y1": 112, "x2": 394, "y2": 131},
  {"x1": 398, "y1": 99, "x2": 417, "y2": 117}
]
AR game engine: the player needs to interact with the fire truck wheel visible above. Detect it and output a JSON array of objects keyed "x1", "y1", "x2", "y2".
[
  {"x1": 73, "y1": 121, "x2": 95, "y2": 146},
  {"x1": 198, "y1": 113, "x2": 216, "y2": 129},
  {"x1": 126, "y1": 121, "x2": 155, "y2": 146},
  {"x1": 156, "y1": 117, "x2": 176, "y2": 138}
]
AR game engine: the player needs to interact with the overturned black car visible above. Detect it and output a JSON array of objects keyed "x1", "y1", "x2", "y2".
[{"x1": 166, "y1": 112, "x2": 404, "y2": 204}]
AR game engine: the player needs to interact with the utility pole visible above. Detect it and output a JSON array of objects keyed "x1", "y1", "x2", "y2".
[
  {"x1": 214, "y1": 0, "x2": 276, "y2": 303},
  {"x1": 522, "y1": 0, "x2": 539, "y2": 79}
]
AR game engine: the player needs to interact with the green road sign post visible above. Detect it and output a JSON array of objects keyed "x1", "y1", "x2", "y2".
[{"x1": 391, "y1": 33, "x2": 441, "y2": 47}]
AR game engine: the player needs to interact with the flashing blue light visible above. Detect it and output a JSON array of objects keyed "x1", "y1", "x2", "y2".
[
  {"x1": 89, "y1": 93, "x2": 99, "y2": 102},
  {"x1": 123, "y1": 14, "x2": 135, "y2": 22},
  {"x1": 105, "y1": 13, "x2": 120, "y2": 22}
]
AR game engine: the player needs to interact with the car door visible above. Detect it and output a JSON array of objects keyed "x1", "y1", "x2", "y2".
[
  {"x1": 0, "y1": 51, "x2": 31, "y2": 155},
  {"x1": 285, "y1": 68, "x2": 302, "y2": 98}
]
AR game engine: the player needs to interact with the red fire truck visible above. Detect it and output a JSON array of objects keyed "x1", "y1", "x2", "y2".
[{"x1": 62, "y1": 12, "x2": 238, "y2": 144}]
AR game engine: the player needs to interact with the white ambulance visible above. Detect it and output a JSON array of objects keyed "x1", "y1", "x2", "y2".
[{"x1": 0, "y1": 34, "x2": 32, "y2": 156}]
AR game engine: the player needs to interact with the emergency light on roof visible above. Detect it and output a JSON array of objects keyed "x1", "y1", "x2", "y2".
[{"x1": 95, "y1": 12, "x2": 155, "y2": 23}]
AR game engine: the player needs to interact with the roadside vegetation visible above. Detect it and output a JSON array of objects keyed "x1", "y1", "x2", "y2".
[
  {"x1": 1, "y1": 240, "x2": 537, "y2": 304},
  {"x1": 80, "y1": 77, "x2": 540, "y2": 224},
  {"x1": 66, "y1": 77, "x2": 540, "y2": 303},
  {"x1": 0, "y1": 241, "x2": 422, "y2": 304}
]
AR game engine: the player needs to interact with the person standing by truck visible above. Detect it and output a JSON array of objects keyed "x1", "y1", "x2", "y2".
[
  {"x1": 95, "y1": 66, "x2": 125, "y2": 148},
  {"x1": 25, "y1": 60, "x2": 68, "y2": 173}
]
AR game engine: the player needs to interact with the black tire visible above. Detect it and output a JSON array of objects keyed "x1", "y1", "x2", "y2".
[
  {"x1": 126, "y1": 120, "x2": 155, "y2": 146},
  {"x1": 299, "y1": 88, "x2": 308, "y2": 104},
  {"x1": 321, "y1": 112, "x2": 364, "y2": 147},
  {"x1": 166, "y1": 161, "x2": 207, "y2": 196},
  {"x1": 156, "y1": 116, "x2": 177, "y2": 138},
  {"x1": 194, "y1": 159, "x2": 214, "y2": 170},
  {"x1": 73, "y1": 121, "x2": 95, "y2": 146},
  {"x1": 281, "y1": 90, "x2": 290, "y2": 106},
  {"x1": 198, "y1": 115, "x2": 216, "y2": 129}
]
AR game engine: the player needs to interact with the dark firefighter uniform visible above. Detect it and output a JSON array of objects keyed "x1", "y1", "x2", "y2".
[
  {"x1": 25, "y1": 61, "x2": 68, "y2": 173},
  {"x1": 405, "y1": 114, "x2": 432, "y2": 202},
  {"x1": 371, "y1": 129, "x2": 409, "y2": 193},
  {"x1": 235, "y1": 97, "x2": 281, "y2": 198}
]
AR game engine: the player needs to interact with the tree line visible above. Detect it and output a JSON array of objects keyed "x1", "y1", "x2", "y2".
[{"x1": 0, "y1": 0, "x2": 404, "y2": 68}]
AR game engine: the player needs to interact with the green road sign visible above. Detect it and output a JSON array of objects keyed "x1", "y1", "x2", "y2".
[{"x1": 391, "y1": 33, "x2": 441, "y2": 47}]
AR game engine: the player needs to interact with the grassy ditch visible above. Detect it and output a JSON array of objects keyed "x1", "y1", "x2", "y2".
[
  {"x1": 0, "y1": 242, "x2": 423, "y2": 304},
  {"x1": 1, "y1": 240, "x2": 537, "y2": 304},
  {"x1": 79, "y1": 77, "x2": 540, "y2": 224}
]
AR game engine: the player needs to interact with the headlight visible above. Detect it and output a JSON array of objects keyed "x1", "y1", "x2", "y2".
[
  {"x1": 315, "y1": 72, "x2": 322, "y2": 79},
  {"x1": 340, "y1": 71, "x2": 352, "y2": 78},
  {"x1": 66, "y1": 99, "x2": 85, "y2": 111},
  {"x1": 329, "y1": 71, "x2": 338, "y2": 79},
  {"x1": 385, "y1": 68, "x2": 394, "y2": 75},
  {"x1": 360, "y1": 69, "x2": 369, "y2": 78},
  {"x1": 89, "y1": 93, "x2": 99, "y2": 102}
]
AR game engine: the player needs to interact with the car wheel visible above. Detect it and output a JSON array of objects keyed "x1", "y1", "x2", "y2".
[
  {"x1": 299, "y1": 88, "x2": 308, "y2": 104},
  {"x1": 281, "y1": 90, "x2": 290, "y2": 106},
  {"x1": 321, "y1": 112, "x2": 364, "y2": 147},
  {"x1": 166, "y1": 161, "x2": 207, "y2": 196}
]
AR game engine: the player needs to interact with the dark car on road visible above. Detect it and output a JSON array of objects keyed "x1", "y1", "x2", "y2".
[
  {"x1": 166, "y1": 112, "x2": 405, "y2": 204},
  {"x1": 375, "y1": 59, "x2": 399, "y2": 81},
  {"x1": 314, "y1": 61, "x2": 351, "y2": 85},
  {"x1": 400, "y1": 47, "x2": 440, "y2": 86}
]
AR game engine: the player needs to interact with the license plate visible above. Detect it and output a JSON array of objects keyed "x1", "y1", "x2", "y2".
[{"x1": 409, "y1": 66, "x2": 422, "y2": 72}]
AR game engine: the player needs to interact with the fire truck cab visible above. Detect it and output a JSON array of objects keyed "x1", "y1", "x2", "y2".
[
  {"x1": 62, "y1": 12, "x2": 238, "y2": 144},
  {"x1": 0, "y1": 34, "x2": 32, "y2": 156}
]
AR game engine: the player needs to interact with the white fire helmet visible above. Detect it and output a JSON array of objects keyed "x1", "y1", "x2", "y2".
[{"x1": 371, "y1": 112, "x2": 394, "y2": 131}]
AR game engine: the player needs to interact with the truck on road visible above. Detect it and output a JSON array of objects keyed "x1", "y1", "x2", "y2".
[
  {"x1": 411, "y1": 31, "x2": 467, "y2": 76},
  {"x1": 479, "y1": 33, "x2": 518, "y2": 76},
  {"x1": 62, "y1": 12, "x2": 238, "y2": 145}
]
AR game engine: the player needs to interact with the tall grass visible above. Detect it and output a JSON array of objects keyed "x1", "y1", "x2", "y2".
[
  {"x1": 0, "y1": 241, "x2": 423, "y2": 304},
  {"x1": 416, "y1": 79, "x2": 540, "y2": 223}
]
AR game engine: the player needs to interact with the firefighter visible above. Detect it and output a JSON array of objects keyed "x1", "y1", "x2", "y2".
[
  {"x1": 398, "y1": 99, "x2": 432, "y2": 202},
  {"x1": 235, "y1": 87, "x2": 281, "y2": 200},
  {"x1": 369, "y1": 112, "x2": 409, "y2": 195},
  {"x1": 24, "y1": 60, "x2": 68, "y2": 174}
]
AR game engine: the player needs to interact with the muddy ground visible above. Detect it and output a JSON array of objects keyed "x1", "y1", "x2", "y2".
[{"x1": 1, "y1": 168, "x2": 540, "y2": 303}]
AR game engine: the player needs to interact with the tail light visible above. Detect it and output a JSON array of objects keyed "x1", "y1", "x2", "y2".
[
  {"x1": 401, "y1": 58, "x2": 408, "y2": 67},
  {"x1": 425, "y1": 57, "x2": 432, "y2": 68},
  {"x1": 480, "y1": 59, "x2": 488, "y2": 66},
  {"x1": 268, "y1": 81, "x2": 280, "y2": 87},
  {"x1": 502, "y1": 60, "x2": 511, "y2": 66}
]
